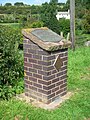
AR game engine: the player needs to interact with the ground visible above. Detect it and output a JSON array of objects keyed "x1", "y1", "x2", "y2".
[{"x1": 0, "y1": 47, "x2": 90, "y2": 120}]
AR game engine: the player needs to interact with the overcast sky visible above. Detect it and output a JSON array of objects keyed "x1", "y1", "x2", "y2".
[{"x1": 0, "y1": 0, "x2": 67, "y2": 5}]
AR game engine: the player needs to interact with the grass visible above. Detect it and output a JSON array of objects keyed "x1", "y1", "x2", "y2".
[
  {"x1": 0, "y1": 23, "x2": 21, "y2": 28},
  {"x1": 0, "y1": 47, "x2": 90, "y2": 120},
  {"x1": 76, "y1": 30, "x2": 90, "y2": 46}
]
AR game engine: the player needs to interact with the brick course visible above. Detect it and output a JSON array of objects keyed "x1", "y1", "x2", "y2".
[{"x1": 23, "y1": 37, "x2": 68, "y2": 104}]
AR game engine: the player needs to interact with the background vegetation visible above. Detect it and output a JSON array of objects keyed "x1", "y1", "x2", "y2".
[
  {"x1": 0, "y1": 0, "x2": 90, "y2": 119},
  {"x1": 0, "y1": 25, "x2": 24, "y2": 99}
]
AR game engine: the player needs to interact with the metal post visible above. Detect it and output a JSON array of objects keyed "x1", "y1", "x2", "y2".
[{"x1": 70, "y1": 0, "x2": 75, "y2": 51}]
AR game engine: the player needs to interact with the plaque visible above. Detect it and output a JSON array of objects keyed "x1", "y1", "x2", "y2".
[
  {"x1": 31, "y1": 29, "x2": 63, "y2": 42},
  {"x1": 53, "y1": 55, "x2": 63, "y2": 71}
]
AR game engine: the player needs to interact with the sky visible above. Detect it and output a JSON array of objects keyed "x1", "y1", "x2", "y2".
[{"x1": 0, "y1": 0, "x2": 67, "y2": 5}]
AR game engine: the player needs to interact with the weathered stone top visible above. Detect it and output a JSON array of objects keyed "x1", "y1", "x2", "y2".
[{"x1": 22, "y1": 27, "x2": 71, "y2": 51}]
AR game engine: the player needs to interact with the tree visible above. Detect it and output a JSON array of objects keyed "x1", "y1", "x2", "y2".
[
  {"x1": 4, "y1": 3, "x2": 12, "y2": 6},
  {"x1": 40, "y1": 2, "x2": 60, "y2": 34},
  {"x1": 50, "y1": 0, "x2": 58, "y2": 4},
  {"x1": 59, "y1": 19, "x2": 70, "y2": 36},
  {"x1": 14, "y1": 2, "x2": 24, "y2": 6},
  {"x1": 82, "y1": 10, "x2": 90, "y2": 33}
]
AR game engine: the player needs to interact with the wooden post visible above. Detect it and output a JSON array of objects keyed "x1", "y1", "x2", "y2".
[
  {"x1": 60, "y1": 32, "x2": 63, "y2": 37},
  {"x1": 70, "y1": 0, "x2": 75, "y2": 51},
  {"x1": 67, "y1": 33, "x2": 70, "y2": 41}
]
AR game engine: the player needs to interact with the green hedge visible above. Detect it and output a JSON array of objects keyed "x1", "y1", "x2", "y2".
[{"x1": 0, "y1": 25, "x2": 24, "y2": 99}]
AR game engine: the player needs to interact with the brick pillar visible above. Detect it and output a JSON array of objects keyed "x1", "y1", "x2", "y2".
[{"x1": 23, "y1": 38, "x2": 68, "y2": 104}]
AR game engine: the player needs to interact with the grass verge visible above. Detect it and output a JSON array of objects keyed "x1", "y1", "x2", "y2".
[{"x1": 0, "y1": 47, "x2": 90, "y2": 120}]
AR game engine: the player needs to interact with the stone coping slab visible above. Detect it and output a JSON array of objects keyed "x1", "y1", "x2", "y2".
[{"x1": 22, "y1": 27, "x2": 71, "y2": 52}]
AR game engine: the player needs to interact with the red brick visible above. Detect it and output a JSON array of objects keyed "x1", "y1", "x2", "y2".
[
  {"x1": 60, "y1": 91, "x2": 67, "y2": 96},
  {"x1": 52, "y1": 77, "x2": 59, "y2": 83},
  {"x1": 43, "y1": 55, "x2": 55, "y2": 61},
  {"x1": 23, "y1": 40, "x2": 28, "y2": 43},
  {"x1": 33, "y1": 83, "x2": 42, "y2": 88},
  {"x1": 29, "y1": 76, "x2": 37, "y2": 82},
  {"x1": 43, "y1": 66, "x2": 54, "y2": 71},
  {"x1": 29, "y1": 59, "x2": 37, "y2": 63},
  {"x1": 24, "y1": 53, "x2": 32, "y2": 58},
  {"x1": 24, "y1": 66, "x2": 28, "y2": 71},
  {"x1": 51, "y1": 70, "x2": 57, "y2": 74},
  {"x1": 38, "y1": 89, "x2": 51, "y2": 95},
  {"x1": 56, "y1": 89, "x2": 64, "y2": 95},
  {"x1": 64, "y1": 52, "x2": 68, "y2": 56},
  {"x1": 28, "y1": 49, "x2": 36, "y2": 54},
  {"x1": 61, "y1": 66, "x2": 67, "y2": 71},
  {"x1": 38, "y1": 50, "x2": 50, "y2": 55},
  {"x1": 29, "y1": 86, "x2": 37, "y2": 91},
  {"x1": 33, "y1": 73, "x2": 42, "y2": 79},
  {"x1": 60, "y1": 74, "x2": 67, "y2": 80},
  {"x1": 26, "y1": 71, "x2": 32, "y2": 76},
  {"x1": 33, "y1": 64, "x2": 42, "y2": 70},
  {"x1": 25, "y1": 80, "x2": 32, "y2": 85},
  {"x1": 43, "y1": 84, "x2": 55, "y2": 90},
  {"x1": 23, "y1": 44, "x2": 31, "y2": 49},
  {"x1": 33, "y1": 54, "x2": 42, "y2": 60},
  {"x1": 60, "y1": 83, "x2": 67, "y2": 89},
  {"x1": 63, "y1": 87, "x2": 67, "y2": 91},
  {"x1": 24, "y1": 58, "x2": 27, "y2": 62},
  {"x1": 63, "y1": 79, "x2": 67, "y2": 83},
  {"x1": 24, "y1": 49, "x2": 28, "y2": 53},
  {"x1": 48, "y1": 93, "x2": 55, "y2": 99},
  {"x1": 24, "y1": 76, "x2": 28, "y2": 80},
  {"x1": 63, "y1": 70, "x2": 67, "y2": 75},
  {"x1": 38, "y1": 70, "x2": 51, "y2": 76},
  {"x1": 38, "y1": 79, "x2": 51, "y2": 85},
  {"x1": 56, "y1": 81, "x2": 63, "y2": 86},
  {"x1": 29, "y1": 68, "x2": 37, "y2": 73},
  {"x1": 62, "y1": 57, "x2": 68, "y2": 61},
  {"x1": 57, "y1": 71, "x2": 63, "y2": 77},
  {"x1": 43, "y1": 74, "x2": 55, "y2": 81},
  {"x1": 25, "y1": 84, "x2": 28, "y2": 88},
  {"x1": 59, "y1": 53, "x2": 63, "y2": 57},
  {"x1": 32, "y1": 45, "x2": 40, "y2": 50},
  {"x1": 24, "y1": 62, "x2": 32, "y2": 67},
  {"x1": 52, "y1": 86, "x2": 59, "y2": 93},
  {"x1": 38, "y1": 61, "x2": 51, "y2": 66}
]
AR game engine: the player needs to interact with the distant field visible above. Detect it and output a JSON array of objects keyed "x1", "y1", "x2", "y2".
[{"x1": 0, "y1": 23, "x2": 21, "y2": 28}]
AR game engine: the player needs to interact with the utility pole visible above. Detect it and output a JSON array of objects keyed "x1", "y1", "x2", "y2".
[{"x1": 70, "y1": 0, "x2": 75, "y2": 51}]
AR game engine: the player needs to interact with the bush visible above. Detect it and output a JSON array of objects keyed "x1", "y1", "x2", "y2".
[
  {"x1": 0, "y1": 25, "x2": 24, "y2": 99},
  {"x1": 30, "y1": 21, "x2": 44, "y2": 28},
  {"x1": 82, "y1": 10, "x2": 90, "y2": 34},
  {"x1": 58, "y1": 18, "x2": 70, "y2": 36}
]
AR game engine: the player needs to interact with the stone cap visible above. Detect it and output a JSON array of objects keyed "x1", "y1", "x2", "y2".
[{"x1": 22, "y1": 27, "x2": 71, "y2": 51}]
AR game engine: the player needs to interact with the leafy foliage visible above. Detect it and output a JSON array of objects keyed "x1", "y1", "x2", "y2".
[
  {"x1": 82, "y1": 10, "x2": 90, "y2": 34},
  {"x1": 0, "y1": 25, "x2": 24, "y2": 99},
  {"x1": 59, "y1": 18, "x2": 70, "y2": 36},
  {"x1": 29, "y1": 21, "x2": 44, "y2": 28},
  {"x1": 40, "y1": 2, "x2": 60, "y2": 34},
  {"x1": 4, "y1": 3, "x2": 12, "y2": 6}
]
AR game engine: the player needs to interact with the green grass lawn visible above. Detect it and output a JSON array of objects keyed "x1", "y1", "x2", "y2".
[{"x1": 0, "y1": 47, "x2": 90, "y2": 120}]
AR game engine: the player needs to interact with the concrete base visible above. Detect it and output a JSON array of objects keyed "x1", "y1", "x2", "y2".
[{"x1": 16, "y1": 92, "x2": 72, "y2": 110}]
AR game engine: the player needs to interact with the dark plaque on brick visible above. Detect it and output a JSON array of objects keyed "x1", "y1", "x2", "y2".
[
  {"x1": 31, "y1": 29, "x2": 63, "y2": 42},
  {"x1": 53, "y1": 55, "x2": 63, "y2": 71}
]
